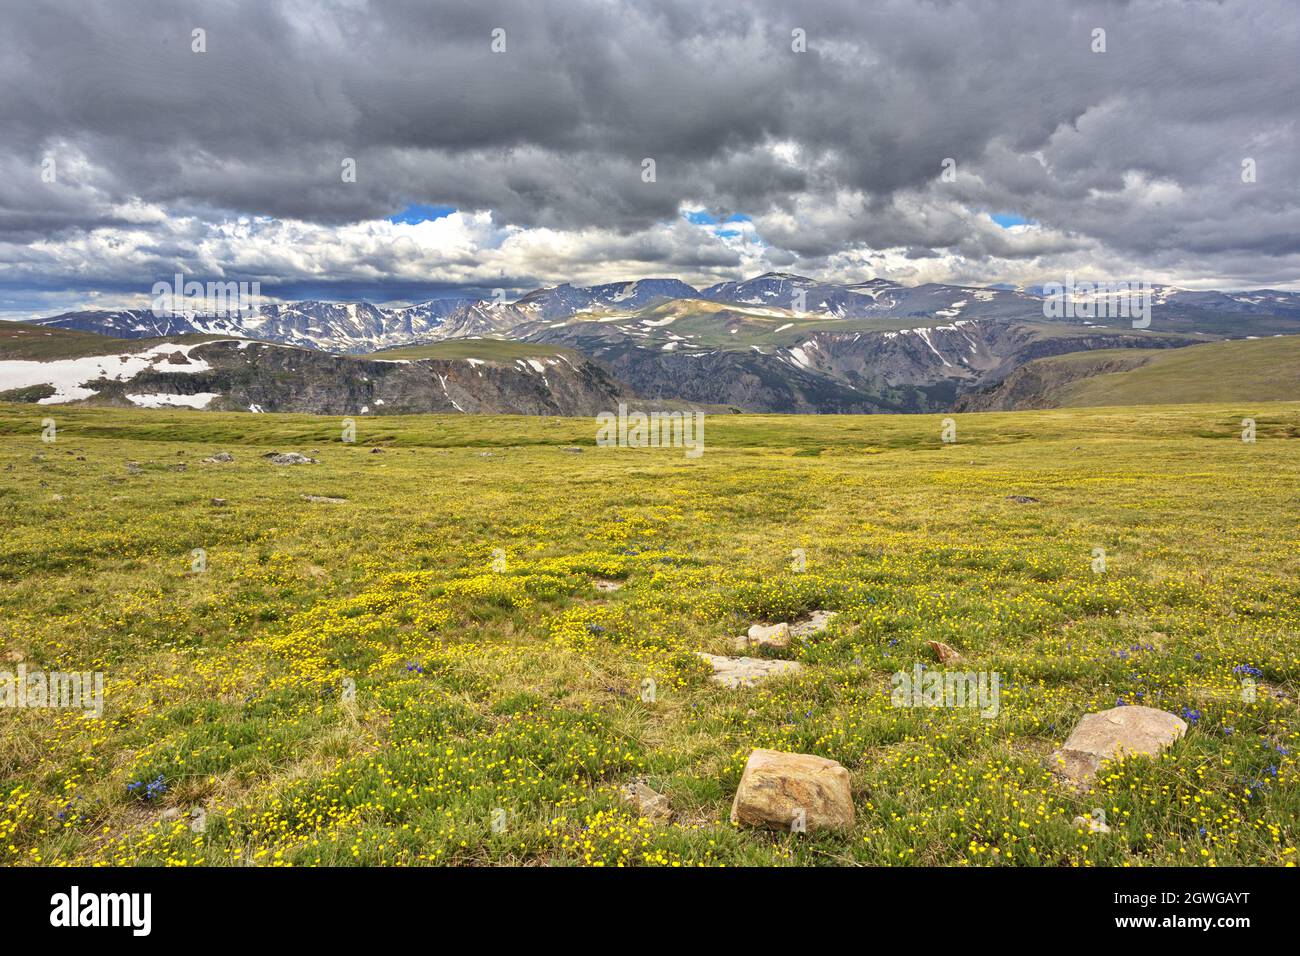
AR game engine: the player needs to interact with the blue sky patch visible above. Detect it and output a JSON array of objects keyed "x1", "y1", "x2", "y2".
[
  {"x1": 389, "y1": 204, "x2": 457, "y2": 225},
  {"x1": 991, "y1": 212, "x2": 1033, "y2": 229},
  {"x1": 684, "y1": 209, "x2": 719, "y2": 225}
]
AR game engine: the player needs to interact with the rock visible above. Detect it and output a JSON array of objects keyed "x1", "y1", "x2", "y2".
[
  {"x1": 790, "y1": 610, "x2": 837, "y2": 640},
  {"x1": 126, "y1": 461, "x2": 141, "y2": 475},
  {"x1": 51, "y1": 494, "x2": 63, "y2": 502},
  {"x1": 165, "y1": 351, "x2": 190, "y2": 365},
  {"x1": 369, "y1": 447, "x2": 384, "y2": 454},
  {"x1": 927, "y1": 640, "x2": 962, "y2": 665},
  {"x1": 301, "y1": 494, "x2": 346, "y2": 504},
  {"x1": 203, "y1": 452, "x2": 234, "y2": 463},
  {"x1": 1073, "y1": 814, "x2": 1112, "y2": 834},
  {"x1": 1006, "y1": 495, "x2": 1040, "y2": 504},
  {"x1": 210, "y1": 498, "x2": 227, "y2": 507},
  {"x1": 594, "y1": 579, "x2": 623, "y2": 593},
  {"x1": 561, "y1": 446, "x2": 584, "y2": 454},
  {"x1": 619, "y1": 779, "x2": 672, "y2": 823},
  {"x1": 698, "y1": 653, "x2": 802, "y2": 689},
  {"x1": 159, "y1": 808, "x2": 182, "y2": 822},
  {"x1": 1049, "y1": 705, "x2": 1188, "y2": 786},
  {"x1": 734, "y1": 622, "x2": 791, "y2": 651},
  {"x1": 264, "y1": 452, "x2": 316, "y2": 465},
  {"x1": 730, "y1": 748, "x2": 854, "y2": 833}
]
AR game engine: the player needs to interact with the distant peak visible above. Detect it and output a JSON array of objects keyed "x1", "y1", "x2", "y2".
[{"x1": 753, "y1": 271, "x2": 809, "y2": 281}]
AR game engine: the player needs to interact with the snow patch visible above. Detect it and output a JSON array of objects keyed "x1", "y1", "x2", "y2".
[
  {"x1": 0, "y1": 342, "x2": 217, "y2": 405},
  {"x1": 126, "y1": 392, "x2": 218, "y2": 409}
]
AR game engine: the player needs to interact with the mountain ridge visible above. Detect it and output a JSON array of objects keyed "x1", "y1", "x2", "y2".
[{"x1": 10, "y1": 273, "x2": 1300, "y2": 415}]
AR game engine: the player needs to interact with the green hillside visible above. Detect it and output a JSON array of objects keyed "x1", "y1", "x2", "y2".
[{"x1": 1053, "y1": 336, "x2": 1300, "y2": 406}]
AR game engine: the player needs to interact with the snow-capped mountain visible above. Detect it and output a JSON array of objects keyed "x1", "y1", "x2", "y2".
[
  {"x1": 514, "y1": 278, "x2": 700, "y2": 320},
  {"x1": 29, "y1": 309, "x2": 249, "y2": 339},
  {"x1": 701, "y1": 272, "x2": 898, "y2": 317},
  {"x1": 22, "y1": 275, "x2": 1300, "y2": 356},
  {"x1": 29, "y1": 298, "x2": 537, "y2": 354}
]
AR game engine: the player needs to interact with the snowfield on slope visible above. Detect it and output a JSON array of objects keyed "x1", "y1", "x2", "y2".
[{"x1": 0, "y1": 342, "x2": 222, "y2": 404}]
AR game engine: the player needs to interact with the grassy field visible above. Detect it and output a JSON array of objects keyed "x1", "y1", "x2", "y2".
[
  {"x1": 1024, "y1": 336, "x2": 1300, "y2": 407},
  {"x1": 1, "y1": 400, "x2": 1297, "y2": 866}
]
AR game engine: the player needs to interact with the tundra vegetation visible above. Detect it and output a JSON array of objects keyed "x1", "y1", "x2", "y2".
[{"x1": 0, "y1": 401, "x2": 1296, "y2": 866}]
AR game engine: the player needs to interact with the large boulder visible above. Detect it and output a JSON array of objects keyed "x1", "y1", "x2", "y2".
[
  {"x1": 1050, "y1": 705, "x2": 1187, "y2": 786},
  {"x1": 730, "y1": 748, "x2": 854, "y2": 832}
]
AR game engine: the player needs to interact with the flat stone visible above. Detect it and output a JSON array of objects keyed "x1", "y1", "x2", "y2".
[
  {"x1": 594, "y1": 579, "x2": 623, "y2": 593},
  {"x1": 1006, "y1": 495, "x2": 1040, "y2": 504},
  {"x1": 698, "y1": 653, "x2": 803, "y2": 689},
  {"x1": 1049, "y1": 705, "x2": 1187, "y2": 786},
  {"x1": 789, "y1": 610, "x2": 837, "y2": 640},
  {"x1": 264, "y1": 452, "x2": 316, "y2": 465},
  {"x1": 301, "y1": 494, "x2": 346, "y2": 503},
  {"x1": 202, "y1": 452, "x2": 234, "y2": 463},
  {"x1": 730, "y1": 748, "x2": 854, "y2": 833}
]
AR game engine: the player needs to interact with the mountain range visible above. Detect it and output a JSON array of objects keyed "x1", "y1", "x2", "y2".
[{"x1": 8, "y1": 273, "x2": 1300, "y2": 415}]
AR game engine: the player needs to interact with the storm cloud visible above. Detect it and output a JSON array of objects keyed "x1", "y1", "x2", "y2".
[{"x1": 1, "y1": 0, "x2": 1298, "y2": 315}]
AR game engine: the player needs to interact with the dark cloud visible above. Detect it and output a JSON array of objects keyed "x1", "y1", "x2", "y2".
[{"x1": 0, "y1": 0, "x2": 1298, "y2": 305}]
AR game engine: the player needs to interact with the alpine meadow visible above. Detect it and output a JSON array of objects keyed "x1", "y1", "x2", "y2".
[{"x1": 1, "y1": 0, "x2": 1298, "y2": 936}]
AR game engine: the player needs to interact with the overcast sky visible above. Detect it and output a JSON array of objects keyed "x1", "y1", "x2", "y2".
[{"x1": 2, "y1": 0, "x2": 1298, "y2": 317}]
